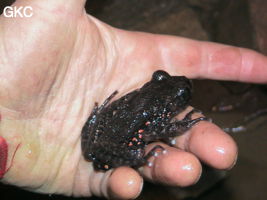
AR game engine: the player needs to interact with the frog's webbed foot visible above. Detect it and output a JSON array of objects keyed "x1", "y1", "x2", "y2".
[
  {"x1": 143, "y1": 145, "x2": 167, "y2": 167},
  {"x1": 155, "y1": 109, "x2": 210, "y2": 141},
  {"x1": 166, "y1": 108, "x2": 209, "y2": 135}
]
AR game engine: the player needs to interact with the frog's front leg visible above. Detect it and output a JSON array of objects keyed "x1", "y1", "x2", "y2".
[
  {"x1": 81, "y1": 103, "x2": 99, "y2": 151},
  {"x1": 164, "y1": 116, "x2": 207, "y2": 135},
  {"x1": 143, "y1": 109, "x2": 209, "y2": 142},
  {"x1": 98, "y1": 90, "x2": 118, "y2": 111},
  {"x1": 162, "y1": 108, "x2": 209, "y2": 137}
]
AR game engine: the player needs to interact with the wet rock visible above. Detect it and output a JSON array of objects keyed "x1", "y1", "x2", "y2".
[
  {"x1": 213, "y1": 0, "x2": 267, "y2": 55},
  {"x1": 86, "y1": 0, "x2": 210, "y2": 40},
  {"x1": 248, "y1": 0, "x2": 267, "y2": 55}
]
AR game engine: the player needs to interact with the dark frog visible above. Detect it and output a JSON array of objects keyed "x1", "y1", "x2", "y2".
[{"x1": 81, "y1": 70, "x2": 207, "y2": 171}]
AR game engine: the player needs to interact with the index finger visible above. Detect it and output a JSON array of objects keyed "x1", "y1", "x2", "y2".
[
  {"x1": 117, "y1": 31, "x2": 267, "y2": 83},
  {"x1": 157, "y1": 36, "x2": 267, "y2": 83}
]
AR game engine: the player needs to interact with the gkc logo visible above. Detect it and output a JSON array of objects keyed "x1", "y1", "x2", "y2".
[{"x1": 3, "y1": 6, "x2": 33, "y2": 18}]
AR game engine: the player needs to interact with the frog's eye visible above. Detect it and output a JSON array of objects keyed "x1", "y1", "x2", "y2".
[
  {"x1": 176, "y1": 88, "x2": 191, "y2": 101},
  {"x1": 152, "y1": 70, "x2": 171, "y2": 81}
]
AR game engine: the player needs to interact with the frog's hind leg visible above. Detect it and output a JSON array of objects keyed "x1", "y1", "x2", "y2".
[
  {"x1": 98, "y1": 90, "x2": 118, "y2": 111},
  {"x1": 83, "y1": 91, "x2": 118, "y2": 135}
]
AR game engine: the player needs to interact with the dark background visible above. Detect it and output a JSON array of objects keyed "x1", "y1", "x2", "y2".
[{"x1": 1, "y1": 0, "x2": 267, "y2": 199}]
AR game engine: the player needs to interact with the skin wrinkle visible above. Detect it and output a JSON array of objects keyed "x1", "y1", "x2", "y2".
[
  {"x1": 100, "y1": 169, "x2": 112, "y2": 198},
  {"x1": 234, "y1": 48, "x2": 250, "y2": 82},
  {"x1": 155, "y1": 36, "x2": 175, "y2": 74},
  {"x1": 9, "y1": 143, "x2": 41, "y2": 188},
  {"x1": 104, "y1": 32, "x2": 124, "y2": 95},
  {"x1": 35, "y1": 146, "x2": 58, "y2": 191},
  {"x1": 74, "y1": 21, "x2": 103, "y2": 112},
  {"x1": 221, "y1": 47, "x2": 243, "y2": 81},
  {"x1": 159, "y1": 43, "x2": 173, "y2": 71},
  {"x1": 89, "y1": 170, "x2": 97, "y2": 196},
  {"x1": 176, "y1": 40, "x2": 201, "y2": 70},
  {"x1": 25, "y1": 122, "x2": 66, "y2": 191},
  {"x1": 180, "y1": 42, "x2": 202, "y2": 72},
  {"x1": 49, "y1": 149, "x2": 76, "y2": 194},
  {"x1": 89, "y1": 170, "x2": 105, "y2": 197},
  {"x1": 66, "y1": 144, "x2": 81, "y2": 195},
  {"x1": 73, "y1": 158, "x2": 93, "y2": 197},
  {"x1": 239, "y1": 49, "x2": 254, "y2": 82},
  {"x1": 200, "y1": 43, "x2": 267, "y2": 83},
  {"x1": 200, "y1": 41, "x2": 209, "y2": 78},
  {"x1": 254, "y1": 55, "x2": 267, "y2": 83},
  {"x1": 0, "y1": 25, "x2": 16, "y2": 97},
  {"x1": 84, "y1": 18, "x2": 111, "y2": 98},
  {"x1": 43, "y1": 25, "x2": 87, "y2": 122},
  {"x1": 234, "y1": 48, "x2": 242, "y2": 81},
  {"x1": 23, "y1": 141, "x2": 42, "y2": 186},
  {"x1": 55, "y1": 148, "x2": 80, "y2": 196},
  {"x1": 238, "y1": 48, "x2": 247, "y2": 82},
  {"x1": 157, "y1": 38, "x2": 203, "y2": 77},
  {"x1": 43, "y1": 157, "x2": 64, "y2": 193},
  {"x1": 89, "y1": 30, "x2": 121, "y2": 100},
  {"x1": 0, "y1": 29, "x2": 9, "y2": 72},
  {"x1": 89, "y1": 17, "x2": 112, "y2": 62},
  {"x1": 69, "y1": 145, "x2": 83, "y2": 196}
]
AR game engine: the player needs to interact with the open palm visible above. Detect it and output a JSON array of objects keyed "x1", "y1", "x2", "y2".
[{"x1": 1, "y1": 0, "x2": 266, "y2": 199}]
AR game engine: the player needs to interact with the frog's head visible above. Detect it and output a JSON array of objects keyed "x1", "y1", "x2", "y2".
[
  {"x1": 152, "y1": 70, "x2": 192, "y2": 107},
  {"x1": 172, "y1": 76, "x2": 192, "y2": 103}
]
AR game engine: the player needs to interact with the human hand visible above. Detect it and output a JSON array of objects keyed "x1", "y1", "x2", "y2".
[{"x1": 1, "y1": 0, "x2": 266, "y2": 199}]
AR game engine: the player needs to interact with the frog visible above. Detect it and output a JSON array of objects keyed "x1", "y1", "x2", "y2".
[{"x1": 81, "y1": 70, "x2": 208, "y2": 171}]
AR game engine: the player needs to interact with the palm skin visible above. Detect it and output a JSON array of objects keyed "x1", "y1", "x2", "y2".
[{"x1": 0, "y1": 0, "x2": 267, "y2": 199}]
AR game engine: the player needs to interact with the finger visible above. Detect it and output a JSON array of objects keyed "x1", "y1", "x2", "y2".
[
  {"x1": 117, "y1": 30, "x2": 267, "y2": 83},
  {"x1": 174, "y1": 108, "x2": 238, "y2": 169},
  {"x1": 108, "y1": 167, "x2": 143, "y2": 199},
  {"x1": 179, "y1": 121, "x2": 238, "y2": 169},
  {"x1": 16, "y1": 0, "x2": 86, "y2": 13},
  {"x1": 89, "y1": 166, "x2": 143, "y2": 199},
  {"x1": 140, "y1": 143, "x2": 202, "y2": 187},
  {"x1": 172, "y1": 38, "x2": 267, "y2": 83}
]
